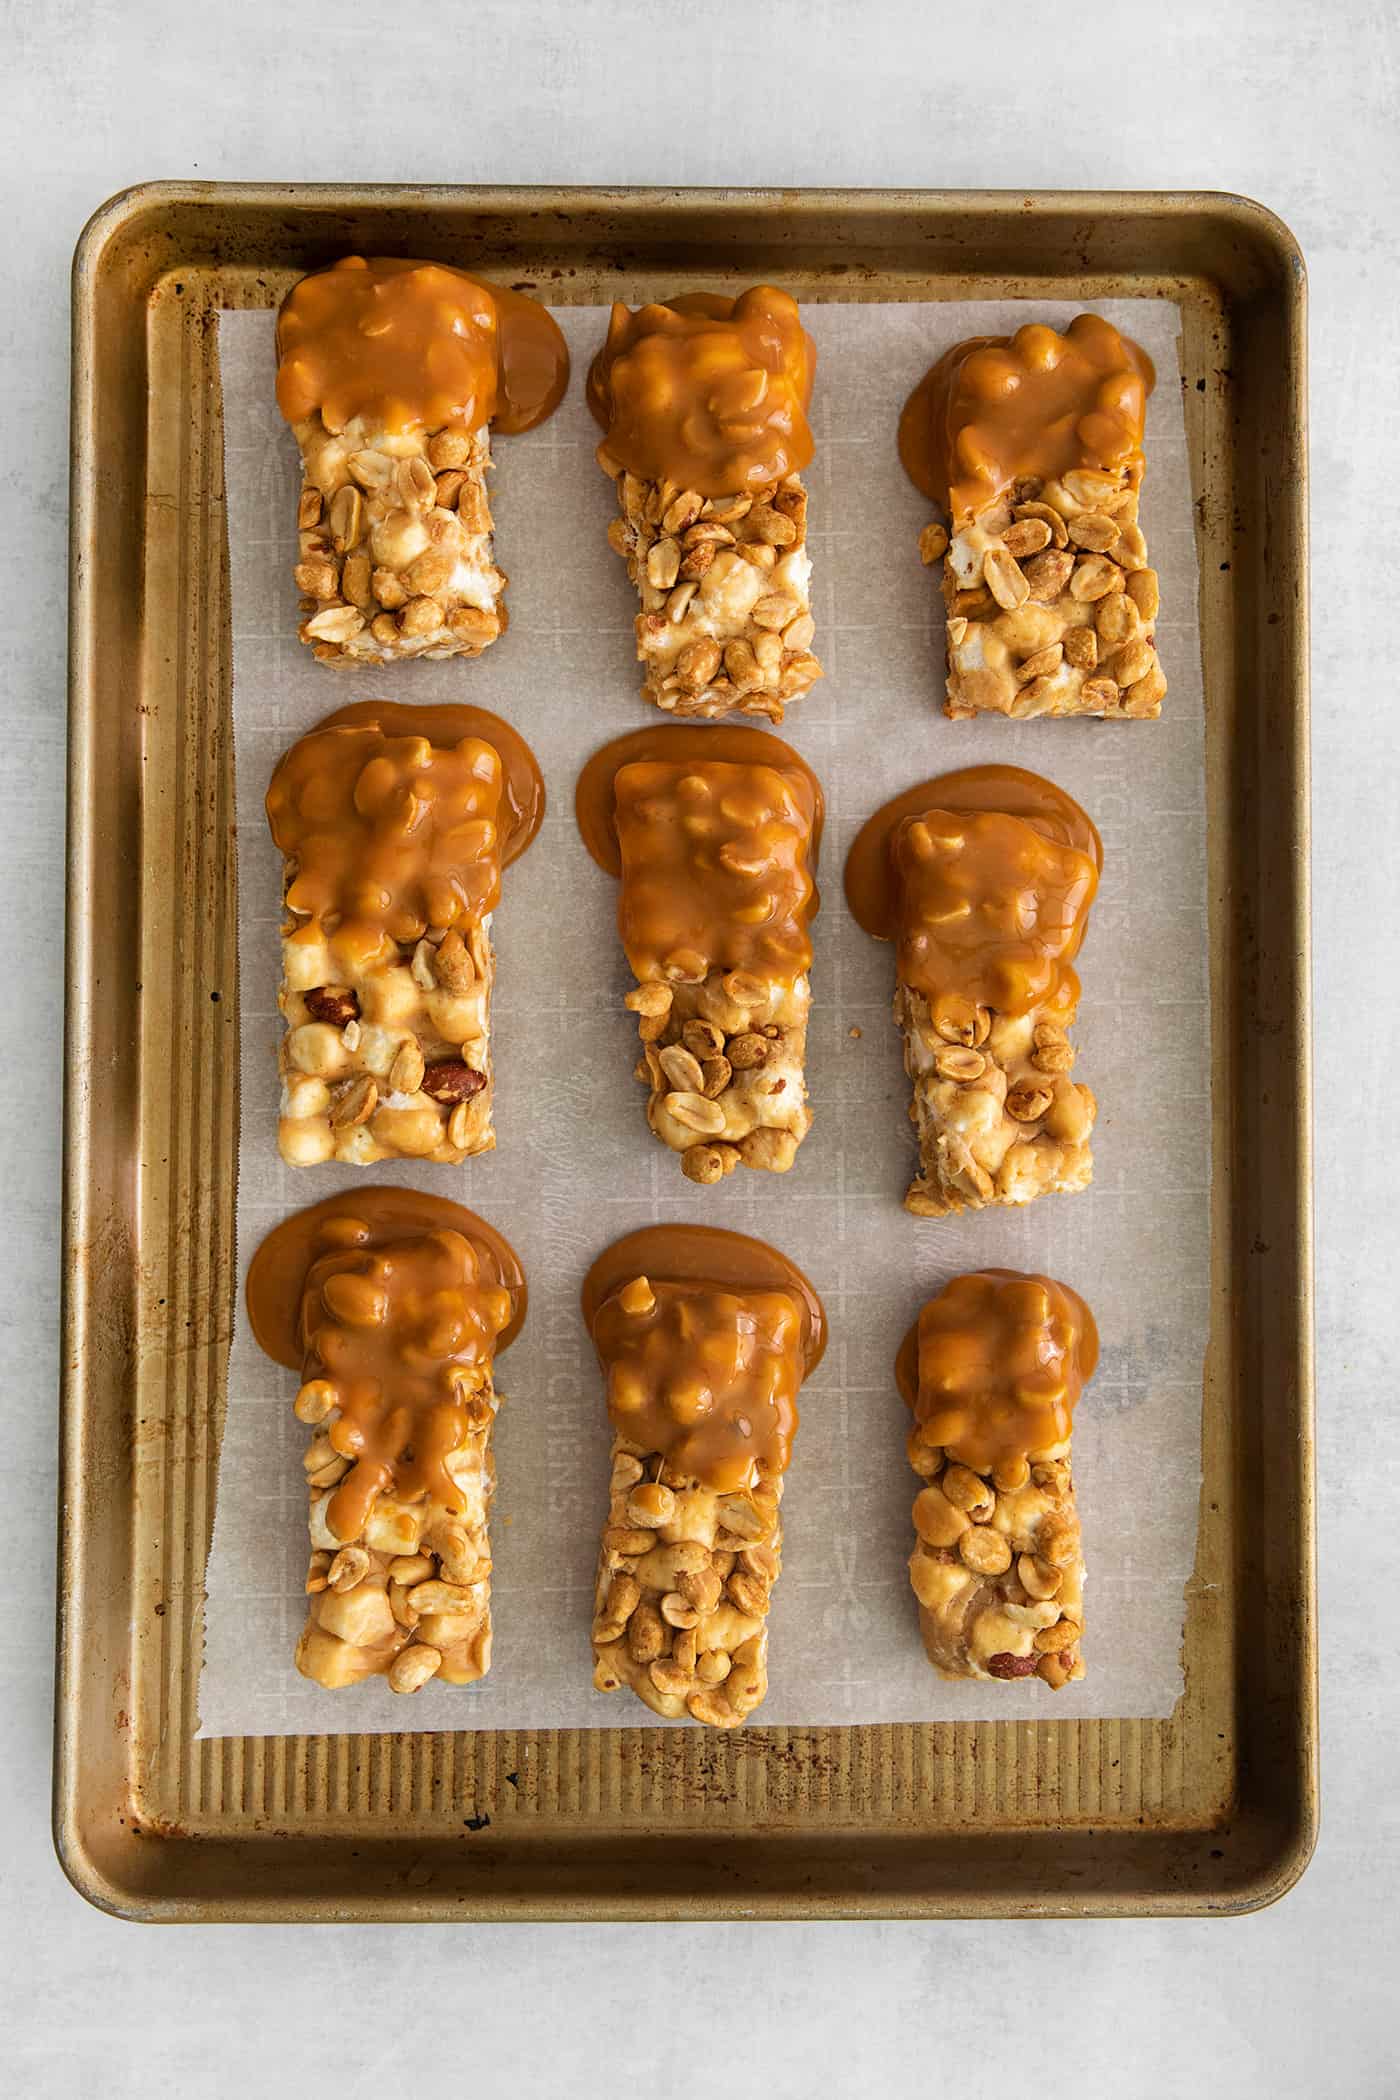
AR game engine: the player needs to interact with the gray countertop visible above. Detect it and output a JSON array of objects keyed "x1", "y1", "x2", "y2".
[{"x1": 4, "y1": 3, "x2": 1393, "y2": 2093}]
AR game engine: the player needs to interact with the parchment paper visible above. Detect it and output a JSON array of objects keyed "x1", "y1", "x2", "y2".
[{"x1": 199, "y1": 297, "x2": 1209, "y2": 1736}]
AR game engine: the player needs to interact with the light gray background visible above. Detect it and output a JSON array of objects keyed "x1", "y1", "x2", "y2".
[{"x1": 2, "y1": 3, "x2": 1393, "y2": 2094}]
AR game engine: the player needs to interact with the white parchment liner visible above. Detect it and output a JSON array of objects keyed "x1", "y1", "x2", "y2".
[{"x1": 199, "y1": 299, "x2": 1208, "y2": 1735}]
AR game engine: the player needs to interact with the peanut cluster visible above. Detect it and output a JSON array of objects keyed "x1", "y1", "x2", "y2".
[
  {"x1": 626, "y1": 967, "x2": 811, "y2": 1182},
  {"x1": 924, "y1": 463, "x2": 1165, "y2": 720},
  {"x1": 279, "y1": 916, "x2": 493, "y2": 1166},
  {"x1": 907, "y1": 1421, "x2": 1085, "y2": 1688},
  {"x1": 591, "y1": 1444, "x2": 782, "y2": 1727},
  {"x1": 899, "y1": 987, "x2": 1094, "y2": 1216},
  {"x1": 297, "y1": 1362, "x2": 498, "y2": 1695},
  {"x1": 605, "y1": 472, "x2": 821, "y2": 721},
  {"x1": 290, "y1": 417, "x2": 506, "y2": 663}
]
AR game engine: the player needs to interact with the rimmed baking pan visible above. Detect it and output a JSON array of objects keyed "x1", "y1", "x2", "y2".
[{"x1": 60, "y1": 184, "x2": 1312, "y2": 1918}]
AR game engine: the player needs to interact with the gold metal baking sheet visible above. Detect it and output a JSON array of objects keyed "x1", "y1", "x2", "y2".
[{"x1": 59, "y1": 184, "x2": 1314, "y2": 1920}]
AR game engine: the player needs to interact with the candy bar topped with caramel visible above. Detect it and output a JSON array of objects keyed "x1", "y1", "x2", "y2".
[
  {"x1": 247, "y1": 1188, "x2": 525, "y2": 1695},
  {"x1": 577, "y1": 725, "x2": 822, "y2": 1184},
  {"x1": 583, "y1": 1224, "x2": 825, "y2": 1728},
  {"x1": 846, "y1": 766, "x2": 1101, "y2": 1216},
  {"x1": 291, "y1": 1222, "x2": 514, "y2": 1544},
  {"x1": 589, "y1": 289, "x2": 822, "y2": 723},
  {"x1": 275, "y1": 257, "x2": 567, "y2": 666},
  {"x1": 900, "y1": 314, "x2": 1166, "y2": 722},
  {"x1": 900, "y1": 1268, "x2": 1094, "y2": 1689},
  {"x1": 267, "y1": 701, "x2": 543, "y2": 1169}
]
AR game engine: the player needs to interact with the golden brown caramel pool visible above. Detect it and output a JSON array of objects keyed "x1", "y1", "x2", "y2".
[
  {"x1": 277, "y1": 255, "x2": 568, "y2": 437},
  {"x1": 899, "y1": 1269, "x2": 1098, "y2": 1470},
  {"x1": 891, "y1": 806, "x2": 1098, "y2": 1027},
  {"x1": 593, "y1": 1275, "x2": 805, "y2": 1495},
  {"x1": 613, "y1": 752, "x2": 819, "y2": 990}
]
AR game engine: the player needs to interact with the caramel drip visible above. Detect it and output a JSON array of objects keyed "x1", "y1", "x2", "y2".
[
  {"x1": 587, "y1": 286, "x2": 815, "y2": 496},
  {"x1": 582, "y1": 1225, "x2": 825, "y2": 1494},
  {"x1": 844, "y1": 766, "x2": 1100, "y2": 1021},
  {"x1": 247, "y1": 1190, "x2": 525, "y2": 1547},
  {"x1": 276, "y1": 255, "x2": 569, "y2": 437},
  {"x1": 898, "y1": 314, "x2": 1154, "y2": 528},
  {"x1": 576, "y1": 726, "x2": 821, "y2": 989},
  {"x1": 895, "y1": 1269, "x2": 1098, "y2": 1471},
  {"x1": 266, "y1": 701, "x2": 543, "y2": 979}
]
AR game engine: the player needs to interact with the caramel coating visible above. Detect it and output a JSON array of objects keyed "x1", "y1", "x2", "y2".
[
  {"x1": 908, "y1": 1269, "x2": 1099, "y2": 1470},
  {"x1": 891, "y1": 805, "x2": 1098, "y2": 1021},
  {"x1": 591, "y1": 1273, "x2": 805, "y2": 1493},
  {"x1": 899, "y1": 314, "x2": 1154, "y2": 529},
  {"x1": 299, "y1": 1223, "x2": 513, "y2": 1542},
  {"x1": 614, "y1": 756, "x2": 818, "y2": 988},
  {"x1": 276, "y1": 255, "x2": 568, "y2": 437},
  {"x1": 588, "y1": 287, "x2": 815, "y2": 496},
  {"x1": 267, "y1": 721, "x2": 505, "y2": 977}
]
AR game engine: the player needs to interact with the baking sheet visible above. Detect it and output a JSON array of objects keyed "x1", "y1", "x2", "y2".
[{"x1": 199, "y1": 297, "x2": 1208, "y2": 1736}]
